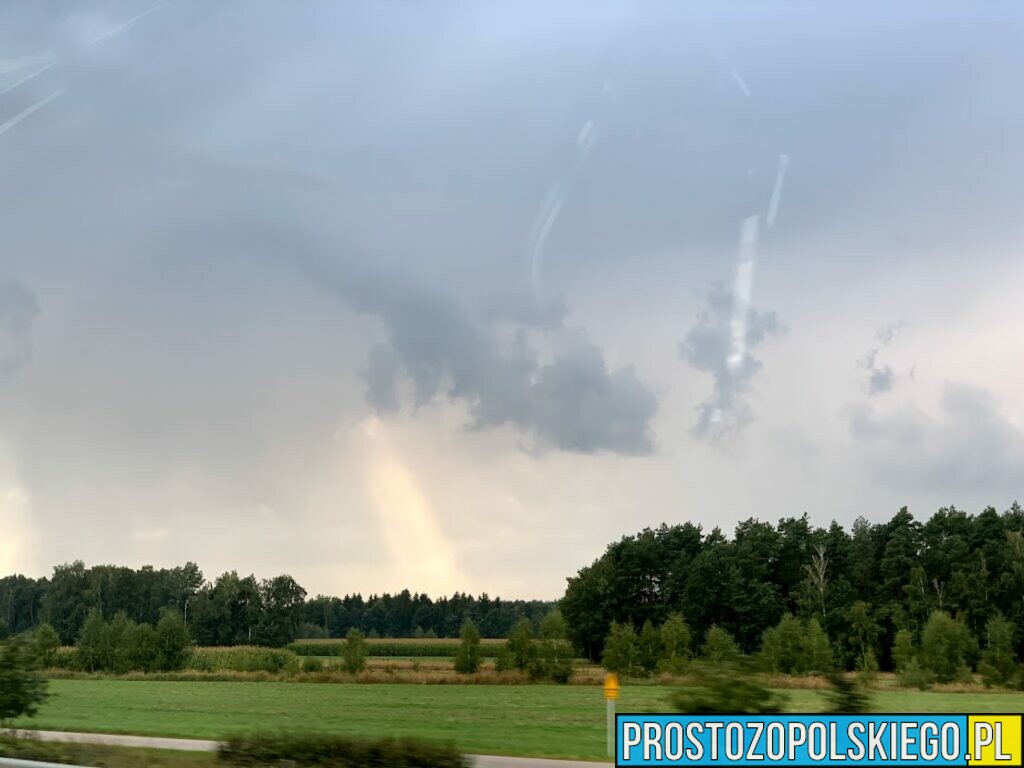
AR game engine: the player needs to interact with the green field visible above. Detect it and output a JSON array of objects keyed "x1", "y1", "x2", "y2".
[{"x1": 16, "y1": 680, "x2": 1024, "y2": 761}]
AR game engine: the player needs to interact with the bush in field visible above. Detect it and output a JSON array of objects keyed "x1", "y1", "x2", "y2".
[
  {"x1": 106, "y1": 612, "x2": 132, "y2": 672},
  {"x1": 52, "y1": 648, "x2": 76, "y2": 670},
  {"x1": 602, "y1": 622, "x2": 641, "y2": 676},
  {"x1": 670, "y1": 662, "x2": 786, "y2": 714},
  {"x1": 30, "y1": 623, "x2": 60, "y2": 669},
  {"x1": 978, "y1": 614, "x2": 1017, "y2": 688},
  {"x1": 800, "y1": 618, "x2": 833, "y2": 673},
  {"x1": 846, "y1": 601, "x2": 880, "y2": 675},
  {"x1": 527, "y1": 615, "x2": 573, "y2": 683},
  {"x1": 121, "y1": 622, "x2": 159, "y2": 673},
  {"x1": 637, "y1": 620, "x2": 663, "y2": 675},
  {"x1": 892, "y1": 629, "x2": 916, "y2": 673},
  {"x1": 507, "y1": 618, "x2": 535, "y2": 670},
  {"x1": 301, "y1": 656, "x2": 324, "y2": 673},
  {"x1": 218, "y1": 733, "x2": 467, "y2": 768},
  {"x1": 342, "y1": 629, "x2": 367, "y2": 674},
  {"x1": 658, "y1": 613, "x2": 692, "y2": 674},
  {"x1": 154, "y1": 611, "x2": 192, "y2": 671},
  {"x1": 0, "y1": 636, "x2": 48, "y2": 725},
  {"x1": 75, "y1": 609, "x2": 109, "y2": 672},
  {"x1": 919, "y1": 611, "x2": 976, "y2": 684},
  {"x1": 454, "y1": 620, "x2": 482, "y2": 674},
  {"x1": 700, "y1": 625, "x2": 741, "y2": 665},
  {"x1": 892, "y1": 629, "x2": 932, "y2": 689},
  {"x1": 528, "y1": 639, "x2": 574, "y2": 684},
  {"x1": 761, "y1": 615, "x2": 833, "y2": 675},
  {"x1": 493, "y1": 644, "x2": 515, "y2": 672}
]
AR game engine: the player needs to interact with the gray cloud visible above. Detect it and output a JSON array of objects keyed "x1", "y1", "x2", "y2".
[
  {"x1": 0, "y1": 279, "x2": 40, "y2": 375},
  {"x1": 847, "y1": 383, "x2": 1024, "y2": 498},
  {"x1": 859, "y1": 321, "x2": 905, "y2": 396},
  {"x1": 680, "y1": 282, "x2": 782, "y2": 443},
  {"x1": 354, "y1": 283, "x2": 657, "y2": 455}
]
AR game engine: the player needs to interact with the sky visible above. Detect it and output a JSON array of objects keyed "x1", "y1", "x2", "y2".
[{"x1": 1, "y1": 0, "x2": 1022, "y2": 599}]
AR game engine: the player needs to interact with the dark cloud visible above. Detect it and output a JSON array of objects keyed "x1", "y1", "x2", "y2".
[
  {"x1": 354, "y1": 283, "x2": 656, "y2": 455},
  {"x1": 847, "y1": 383, "x2": 1024, "y2": 498},
  {"x1": 859, "y1": 321, "x2": 905, "y2": 396},
  {"x1": 0, "y1": 279, "x2": 40, "y2": 375},
  {"x1": 679, "y1": 282, "x2": 782, "y2": 443}
]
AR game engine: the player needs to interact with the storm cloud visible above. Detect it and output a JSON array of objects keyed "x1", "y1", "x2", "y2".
[
  {"x1": 680, "y1": 282, "x2": 782, "y2": 443},
  {"x1": 347, "y1": 278, "x2": 657, "y2": 455}
]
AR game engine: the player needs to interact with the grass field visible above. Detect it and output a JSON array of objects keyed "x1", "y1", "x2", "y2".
[{"x1": 16, "y1": 680, "x2": 1024, "y2": 760}]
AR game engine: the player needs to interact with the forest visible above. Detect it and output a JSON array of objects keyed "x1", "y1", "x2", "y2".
[
  {"x1": 561, "y1": 504, "x2": 1024, "y2": 672},
  {"x1": 0, "y1": 562, "x2": 553, "y2": 646}
]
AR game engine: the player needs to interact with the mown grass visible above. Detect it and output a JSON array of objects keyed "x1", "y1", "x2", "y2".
[{"x1": 15, "y1": 679, "x2": 1024, "y2": 761}]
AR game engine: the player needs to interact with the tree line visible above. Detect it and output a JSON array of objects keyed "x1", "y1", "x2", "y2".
[
  {"x1": 0, "y1": 561, "x2": 553, "y2": 647},
  {"x1": 561, "y1": 504, "x2": 1024, "y2": 675}
]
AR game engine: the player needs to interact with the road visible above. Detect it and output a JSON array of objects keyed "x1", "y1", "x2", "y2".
[{"x1": 3, "y1": 729, "x2": 607, "y2": 768}]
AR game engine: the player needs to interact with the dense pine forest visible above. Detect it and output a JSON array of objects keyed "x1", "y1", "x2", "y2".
[{"x1": 562, "y1": 504, "x2": 1024, "y2": 672}]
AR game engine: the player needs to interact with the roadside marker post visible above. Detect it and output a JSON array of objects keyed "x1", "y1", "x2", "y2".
[{"x1": 603, "y1": 672, "x2": 619, "y2": 757}]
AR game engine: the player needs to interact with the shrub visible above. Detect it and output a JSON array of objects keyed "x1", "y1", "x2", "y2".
[
  {"x1": 602, "y1": 622, "x2": 641, "y2": 676},
  {"x1": 919, "y1": 611, "x2": 976, "y2": 684},
  {"x1": 0, "y1": 636, "x2": 49, "y2": 725},
  {"x1": 892, "y1": 629, "x2": 916, "y2": 674},
  {"x1": 301, "y1": 656, "x2": 324, "y2": 673},
  {"x1": 30, "y1": 624, "x2": 60, "y2": 669},
  {"x1": 700, "y1": 625, "x2": 741, "y2": 665},
  {"x1": 761, "y1": 615, "x2": 832, "y2": 675},
  {"x1": 760, "y1": 614, "x2": 803, "y2": 673},
  {"x1": 493, "y1": 644, "x2": 515, "y2": 672},
  {"x1": 507, "y1": 618, "x2": 535, "y2": 670},
  {"x1": 120, "y1": 622, "x2": 159, "y2": 673},
  {"x1": 638, "y1": 620, "x2": 663, "y2": 675},
  {"x1": 155, "y1": 611, "x2": 192, "y2": 671},
  {"x1": 528, "y1": 639, "x2": 574, "y2": 684},
  {"x1": 670, "y1": 662, "x2": 786, "y2": 714},
  {"x1": 658, "y1": 613, "x2": 692, "y2": 674},
  {"x1": 979, "y1": 614, "x2": 1017, "y2": 688},
  {"x1": 800, "y1": 618, "x2": 834, "y2": 674},
  {"x1": 898, "y1": 658, "x2": 934, "y2": 690},
  {"x1": 75, "y1": 609, "x2": 109, "y2": 673},
  {"x1": 218, "y1": 733, "x2": 467, "y2": 768},
  {"x1": 342, "y1": 629, "x2": 367, "y2": 674},
  {"x1": 52, "y1": 647, "x2": 76, "y2": 670},
  {"x1": 454, "y1": 620, "x2": 482, "y2": 674}
]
